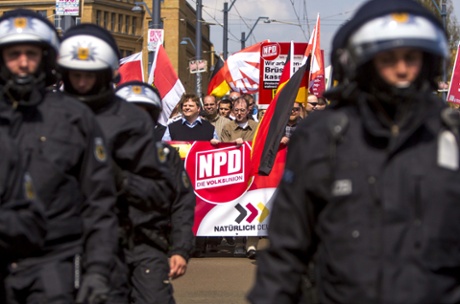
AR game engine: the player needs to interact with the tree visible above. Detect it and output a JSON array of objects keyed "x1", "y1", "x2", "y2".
[{"x1": 417, "y1": 0, "x2": 460, "y2": 78}]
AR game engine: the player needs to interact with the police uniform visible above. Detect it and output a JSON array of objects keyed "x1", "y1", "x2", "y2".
[
  {"x1": 0, "y1": 10, "x2": 118, "y2": 304},
  {"x1": 248, "y1": 1, "x2": 459, "y2": 303},
  {"x1": 0, "y1": 90, "x2": 118, "y2": 304},
  {"x1": 125, "y1": 142, "x2": 195, "y2": 304},
  {"x1": 115, "y1": 81, "x2": 195, "y2": 304},
  {"x1": 0, "y1": 130, "x2": 46, "y2": 303},
  {"x1": 59, "y1": 25, "x2": 177, "y2": 303},
  {"x1": 88, "y1": 93, "x2": 177, "y2": 304}
]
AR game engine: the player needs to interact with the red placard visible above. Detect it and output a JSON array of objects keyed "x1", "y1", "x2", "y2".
[{"x1": 258, "y1": 42, "x2": 308, "y2": 104}]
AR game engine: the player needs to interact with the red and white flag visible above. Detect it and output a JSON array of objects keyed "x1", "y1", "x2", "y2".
[
  {"x1": 148, "y1": 44, "x2": 185, "y2": 125},
  {"x1": 225, "y1": 40, "x2": 268, "y2": 94},
  {"x1": 118, "y1": 52, "x2": 144, "y2": 85},
  {"x1": 447, "y1": 42, "x2": 460, "y2": 104},
  {"x1": 305, "y1": 14, "x2": 325, "y2": 97}
]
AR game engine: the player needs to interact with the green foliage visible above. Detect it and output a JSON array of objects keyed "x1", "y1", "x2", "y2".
[{"x1": 417, "y1": 0, "x2": 459, "y2": 80}]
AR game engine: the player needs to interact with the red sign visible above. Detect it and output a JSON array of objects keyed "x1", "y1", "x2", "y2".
[
  {"x1": 184, "y1": 141, "x2": 253, "y2": 204},
  {"x1": 258, "y1": 42, "x2": 308, "y2": 104},
  {"x1": 447, "y1": 43, "x2": 460, "y2": 104}
]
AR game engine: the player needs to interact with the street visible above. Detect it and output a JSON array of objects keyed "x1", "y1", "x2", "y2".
[{"x1": 172, "y1": 241, "x2": 265, "y2": 304}]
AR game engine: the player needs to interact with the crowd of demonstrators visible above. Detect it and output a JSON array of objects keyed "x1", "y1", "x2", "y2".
[
  {"x1": 249, "y1": 0, "x2": 460, "y2": 303},
  {"x1": 0, "y1": 9, "x2": 119, "y2": 304},
  {"x1": 115, "y1": 81, "x2": 195, "y2": 304}
]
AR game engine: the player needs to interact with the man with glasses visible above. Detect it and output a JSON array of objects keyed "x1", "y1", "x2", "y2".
[
  {"x1": 219, "y1": 97, "x2": 258, "y2": 144},
  {"x1": 280, "y1": 102, "x2": 303, "y2": 146},
  {"x1": 242, "y1": 93, "x2": 258, "y2": 121},
  {"x1": 228, "y1": 91, "x2": 241, "y2": 120}
]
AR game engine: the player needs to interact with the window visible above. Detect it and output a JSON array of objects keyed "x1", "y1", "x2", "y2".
[
  {"x1": 36, "y1": 10, "x2": 47, "y2": 18},
  {"x1": 125, "y1": 16, "x2": 130, "y2": 34},
  {"x1": 103, "y1": 12, "x2": 108, "y2": 29},
  {"x1": 131, "y1": 17, "x2": 136, "y2": 35},
  {"x1": 118, "y1": 15, "x2": 123, "y2": 32},
  {"x1": 54, "y1": 15, "x2": 62, "y2": 30},
  {"x1": 111, "y1": 13, "x2": 116, "y2": 31},
  {"x1": 95, "y1": 10, "x2": 101, "y2": 26}
]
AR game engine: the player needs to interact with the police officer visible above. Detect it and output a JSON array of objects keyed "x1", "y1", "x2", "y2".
[
  {"x1": 57, "y1": 25, "x2": 176, "y2": 303},
  {"x1": 0, "y1": 9, "x2": 118, "y2": 304},
  {"x1": 0, "y1": 132, "x2": 46, "y2": 303},
  {"x1": 115, "y1": 81, "x2": 196, "y2": 304},
  {"x1": 248, "y1": 1, "x2": 460, "y2": 303}
]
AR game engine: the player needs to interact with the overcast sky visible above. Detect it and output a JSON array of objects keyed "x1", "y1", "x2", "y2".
[{"x1": 187, "y1": 0, "x2": 460, "y2": 65}]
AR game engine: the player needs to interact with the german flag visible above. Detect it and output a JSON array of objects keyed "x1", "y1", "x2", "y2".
[
  {"x1": 207, "y1": 56, "x2": 230, "y2": 98},
  {"x1": 251, "y1": 44, "x2": 309, "y2": 176}
]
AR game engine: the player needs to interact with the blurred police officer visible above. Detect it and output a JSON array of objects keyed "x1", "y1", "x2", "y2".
[
  {"x1": 248, "y1": 1, "x2": 460, "y2": 303},
  {"x1": 0, "y1": 9, "x2": 118, "y2": 304},
  {"x1": 58, "y1": 25, "x2": 176, "y2": 304},
  {"x1": 115, "y1": 81, "x2": 195, "y2": 304}
]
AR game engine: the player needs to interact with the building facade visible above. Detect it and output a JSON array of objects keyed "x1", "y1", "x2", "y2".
[{"x1": 0, "y1": 0, "x2": 213, "y2": 95}]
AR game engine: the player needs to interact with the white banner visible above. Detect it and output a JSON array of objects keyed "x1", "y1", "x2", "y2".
[
  {"x1": 147, "y1": 29, "x2": 164, "y2": 52},
  {"x1": 56, "y1": 0, "x2": 80, "y2": 16}
]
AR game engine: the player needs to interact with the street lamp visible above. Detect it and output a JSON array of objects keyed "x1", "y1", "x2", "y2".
[
  {"x1": 223, "y1": 0, "x2": 237, "y2": 60},
  {"x1": 241, "y1": 16, "x2": 269, "y2": 49},
  {"x1": 196, "y1": 0, "x2": 203, "y2": 99},
  {"x1": 180, "y1": 37, "x2": 196, "y2": 50},
  {"x1": 132, "y1": 1, "x2": 161, "y2": 28},
  {"x1": 180, "y1": 36, "x2": 203, "y2": 99},
  {"x1": 132, "y1": 1, "x2": 162, "y2": 78}
]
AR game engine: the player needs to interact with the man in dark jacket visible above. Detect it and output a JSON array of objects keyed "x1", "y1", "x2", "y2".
[
  {"x1": 248, "y1": 1, "x2": 460, "y2": 303},
  {"x1": 58, "y1": 25, "x2": 176, "y2": 304},
  {"x1": 116, "y1": 81, "x2": 196, "y2": 304},
  {"x1": 0, "y1": 9, "x2": 118, "y2": 304}
]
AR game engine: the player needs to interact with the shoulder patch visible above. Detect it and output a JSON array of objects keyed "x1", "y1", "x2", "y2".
[
  {"x1": 23, "y1": 173, "x2": 36, "y2": 200},
  {"x1": 332, "y1": 179, "x2": 352, "y2": 196},
  {"x1": 156, "y1": 142, "x2": 169, "y2": 164},
  {"x1": 182, "y1": 171, "x2": 190, "y2": 189},
  {"x1": 94, "y1": 137, "x2": 107, "y2": 162}
]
